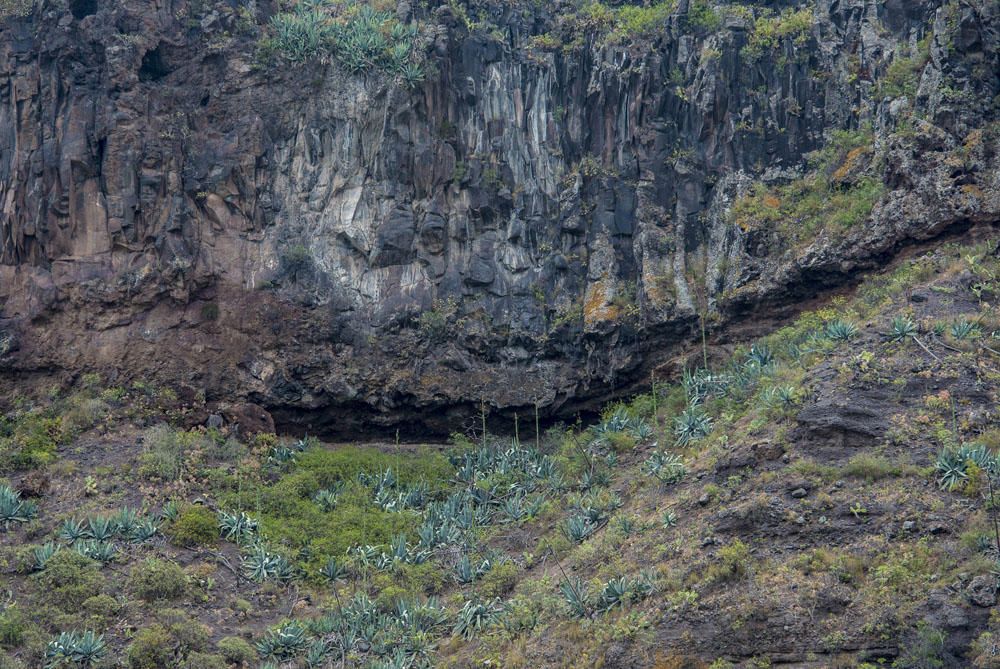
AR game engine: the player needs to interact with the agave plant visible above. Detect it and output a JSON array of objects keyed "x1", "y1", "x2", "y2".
[
  {"x1": 304, "y1": 638, "x2": 332, "y2": 668},
  {"x1": 642, "y1": 451, "x2": 687, "y2": 485},
  {"x1": 218, "y1": 510, "x2": 258, "y2": 544},
  {"x1": 112, "y1": 507, "x2": 140, "y2": 536},
  {"x1": 825, "y1": 319, "x2": 858, "y2": 342},
  {"x1": 564, "y1": 515, "x2": 596, "y2": 543},
  {"x1": 58, "y1": 518, "x2": 90, "y2": 544},
  {"x1": 159, "y1": 500, "x2": 179, "y2": 523},
  {"x1": 760, "y1": 385, "x2": 800, "y2": 412},
  {"x1": 320, "y1": 557, "x2": 348, "y2": 583},
  {"x1": 597, "y1": 576, "x2": 630, "y2": 612},
  {"x1": 313, "y1": 487, "x2": 340, "y2": 512},
  {"x1": 129, "y1": 519, "x2": 159, "y2": 544},
  {"x1": 0, "y1": 484, "x2": 37, "y2": 528},
  {"x1": 45, "y1": 630, "x2": 106, "y2": 668},
  {"x1": 560, "y1": 577, "x2": 590, "y2": 617},
  {"x1": 256, "y1": 621, "x2": 308, "y2": 660},
  {"x1": 936, "y1": 443, "x2": 999, "y2": 490},
  {"x1": 661, "y1": 510, "x2": 678, "y2": 528},
  {"x1": 890, "y1": 315, "x2": 917, "y2": 342},
  {"x1": 951, "y1": 319, "x2": 981, "y2": 340},
  {"x1": 86, "y1": 516, "x2": 117, "y2": 541},
  {"x1": 745, "y1": 344, "x2": 774, "y2": 369},
  {"x1": 32, "y1": 542, "x2": 61, "y2": 571},
  {"x1": 242, "y1": 545, "x2": 294, "y2": 583},
  {"x1": 74, "y1": 540, "x2": 117, "y2": 564},
  {"x1": 453, "y1": 598, "x2": 504, "y2": 639},
  {"x1": 674, "y1": 406, "x2": 712, "y2": 446},
  {"x1": 268, "y1": 444, "x2": 298, "y2": 465}
]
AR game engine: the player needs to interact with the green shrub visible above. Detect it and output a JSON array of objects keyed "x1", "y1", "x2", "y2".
[
  {"x1": 81, "y1": 594, "x2": 120, "y2": 629},
  {"x1": 139, "y1": 425, "x2": 212, "y2": 481},
  {"x1": 478, "y1": 561, "x2": 520, "y2": 599},
  {"x1": 0, "y1": 607, "x2": 26, "y2": 649},
  {"x1": 129, "y1": 558, "x2": 188, "y2": 600},
  {"x1": 30, "y1": 551, "x2": 105, "y2": 610},
  {"x1": 0, "y1": 411, "x2": 63, "y2": 469},
  {"x1": 126, "y1": 625, "x2": 174, "y2": 669},
  {"x1": 181, "y1": 652, "x2": 227, "y2": 669},
  {"x1": 743, "y1": 8, "x2": 813, "y2": 60},
  {"x1": 216, "y1": 636, "x2": 256, "y2": 665},
  {"x1": 127, "y1": 612, "x2": 209, "y2": 669},
  {"x1": 164, "y1": 505, "x2": 217, "y2": 548},
  {"x1": 611, "y1": 0, "x2": 676, "y2": 40}
]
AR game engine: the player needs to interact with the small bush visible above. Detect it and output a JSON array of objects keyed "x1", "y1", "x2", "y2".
[
  {"x1": 126, "y1": 625, "x2": 174, "y2": 669},
  {"x1": 127, "y1": 612, "x2": 209, "y2": 669},
  {"x1": 31, "y1": 551, "x2": 105, "y2": 610},
  {"x1": 139, "y1": 425, "x2": 212, "y2": 481},
  {"x1": 129, "y1": 558, "x2": 188, "y2": 600},
  {"x1": 164, "y1": 505, "x2": 217, "y2": 548},
  {"x1": 478, "y1": 561, "x2": 520, "y2": 599},
  {"x1": 181, "y1": 651, "x2": 227, "y2": 669},
  {"x1": 216, "y1": 636, "x2": 256, "y2": 665},
  {"x1": 81, "y1": 594, "x2": 120, "y2": 628},
  {"x1": 0, "y1": 607, "x2": 26, "y2": 649}
]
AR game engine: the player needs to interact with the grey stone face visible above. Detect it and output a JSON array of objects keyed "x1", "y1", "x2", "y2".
[{"x1": 0, "y1": 0, "x2": 997, "y2": 434}]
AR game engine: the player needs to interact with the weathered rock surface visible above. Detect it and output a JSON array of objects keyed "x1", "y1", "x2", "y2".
[{"x1": 0, "y1": 0, "x2": 997, "y2": 434}]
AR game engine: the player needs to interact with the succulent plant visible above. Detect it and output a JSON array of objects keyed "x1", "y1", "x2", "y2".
[
  {"x1": 951, "y1": 319, "x2": 981, "y2": 339},
  {"x1": 218, "y1": 510, "x2": 258, "y2": 544},
  {"x1": 890, "y1": 315, "x2": 917, "y2": 341},
  {"x1": 936, "y1": 443, "x2": 998, "y2": 490},
  {"x1": 242, "y1": 544, "x2": 294, "y2": 583},
  {"x1": 32, "y1": 542, "x2": 61, "y2": 571},
  {"x1": 0, "y1": 484, "x2": 37, "y2": 528},
  {"x1": 564, "y1": 515, "x2": 596, "y2": 543},
  {"x1": 320, "y1": 557, "x2": 348, "y2": 583},
  {"x1": 85, "y1": 516, "x2": 117, "y2": 541},
  {"x1": 597, "y1": 576, "x2": 630, "y2": 612},
  {"x1": 453, "y1": 598, "x2": 504, "y2": 639},
  {"x1": 256, "y1": 622, "x2": 308, "y2": 660},
  {"x1": 674, "y1": 406, "x2": 712, "y2": 446},
  {"x1": 74, "y1": 540, "x2": 117, "y2": 564},
  {"x1": 560, "y1": 577, "x2": 590, "y2": 617},
  {"x1": 129, "y1": 519, "x2": 159, "y2": 544},
  {"x1": 642, "y1": 451, "x2": 687, "y2": 485},
  {"x1": 45, "y1": 630, "x2": 106, "y2": 668},
  {"x1": 825, "y1": 319, "x2": 859, "y2": 342},
  {"x1": 57, "y1": 518, "x2": 90, "y2": 544}
]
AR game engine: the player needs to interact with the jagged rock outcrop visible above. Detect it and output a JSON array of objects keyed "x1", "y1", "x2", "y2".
[{"x1": 0, "y1": 0, "x2": 996, "y2": 434}]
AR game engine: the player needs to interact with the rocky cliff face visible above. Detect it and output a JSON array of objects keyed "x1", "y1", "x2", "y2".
[{"x1": 0, "y1": 0, "x2": 997, "y2": 434}]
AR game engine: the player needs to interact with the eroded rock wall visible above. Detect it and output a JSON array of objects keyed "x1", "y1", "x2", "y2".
[{"x1": 0, "y1": 0, "x2": 997, "y2": 434}]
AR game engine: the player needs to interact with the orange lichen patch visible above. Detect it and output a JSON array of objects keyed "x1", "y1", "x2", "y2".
[
  {"x1": 762, "y1": 193, "x2": 781, "y2": 209},
  {"x1": 831, "y1": 146, "x2": 871, "y2": 183},
  {"x1": 962, "y1": 183, "x2": 984, "y2": 198},
  {"x1": 583, "y1": 278, "x2": 620, "y2": 324},
  {"x1": 964, "y1": 128, "x2": 984, "y2": 150}
]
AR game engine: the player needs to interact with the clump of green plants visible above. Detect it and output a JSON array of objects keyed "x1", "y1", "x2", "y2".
[
  {"x1": 0, "y1": 408, "x2": 64, "y2": 469},
  {"x1": 878, "y1": 36, "x2": 931, "y2": 99},
  {"x1": 825, "y1": 319, "x2": 859, "y2": 342},
  {"x1": 264, "y1": 2, "x2": 426, "y2": 87},
  {"x1": 31, "y1": 550, "x2": 105, "y2": 611},
  {"x1": 164, "y1": 504, "x2": 217, "y2": 547},
  {"x1": 742, "y1": 7, "x2": 814, "y2": 60},
  {"x1": 0, "y1": 484, "x2": 37, "y2": 528},
  {"x1": 44, "y1": 630, "x2": 106, "y2": 668},
  {"x1": 731, "y1": 129, "x2": 884, "y2": 242},
  {"x1": 674, "y1": 406, "x2": 712, "y2": 446},
  {"x1": 641, "y1": 451, "x2": 687, "y2": 485},
  {"x1": 935, "y1": 443, "x2": 997, "y2": 490},
  {"x1": 129, "y1": 558, "x2": 188, "y2": 601}
]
